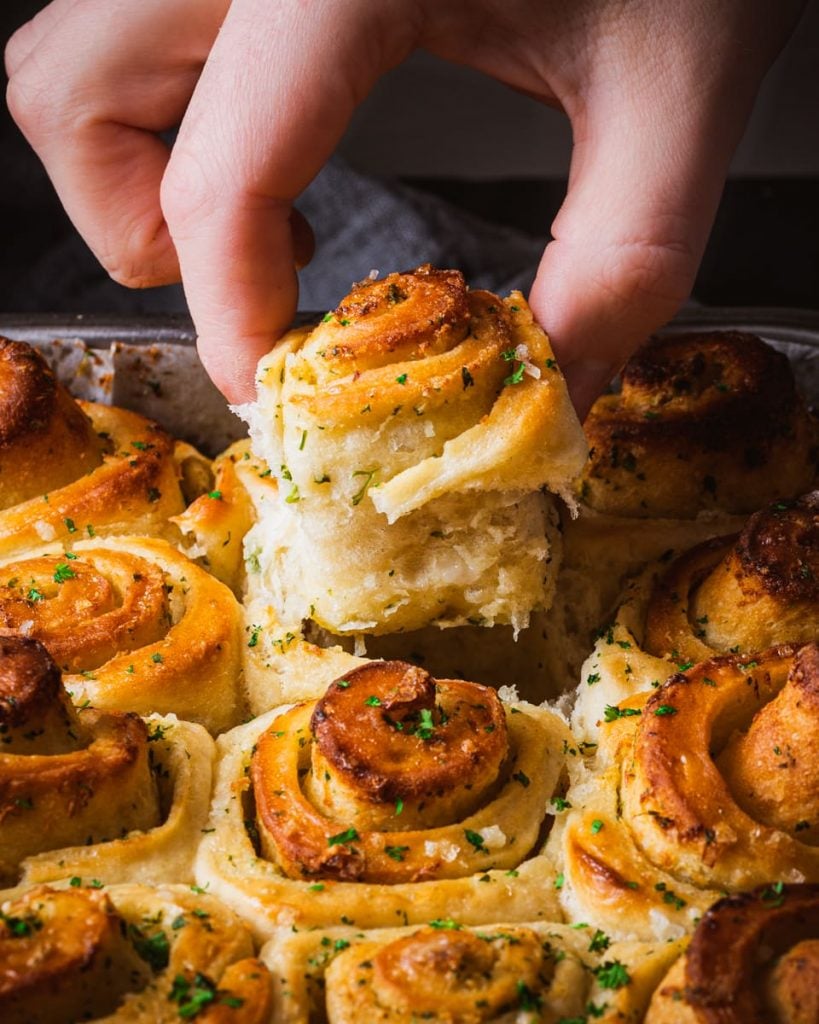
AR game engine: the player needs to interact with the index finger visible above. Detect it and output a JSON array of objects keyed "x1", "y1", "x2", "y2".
[{"x1": 160, "y1": 0, "x2": 415, "y2": 402}]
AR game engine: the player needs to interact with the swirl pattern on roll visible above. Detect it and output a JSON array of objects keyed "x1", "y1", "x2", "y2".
[
  {"x1": 0, "y1": 340, "x2": 198, "y2": 560},
  {"x1": 262, "y1": 919, "x2": 682, "y2": 1024},
  {"x1": 196, "y1": 661, "x2": 571, "y2": 936},
  {"x1": 581, "y1": 331, "x2": 818, "y2": 518},
  {"x1": 0, "y1": 635, "x2": 215, "y2": 892},
  {"x1": 0, "y1": 635, "x2": 158, "y2": 885},
  {"x1": 240, "y1": 264, "x2": 585, "y2": 636},
  {"x1": 0, "y1": 883, "x2": 271, "y2": 1023},
  {"x1": 645, "y1": 492, "x2": 819, "y2": 662},
  {"x1": 573, "y1": 493, "x2": 819, "y2": 737},
  {"x1": 552, "y1": 645, "x2": 819, "y2": 940},
  {"x1": 646, "y1": 884, "x2": 819, "y2": 1024},
  {"x1": 0, "y1": 536, "x2": 244, "y2": 734}
]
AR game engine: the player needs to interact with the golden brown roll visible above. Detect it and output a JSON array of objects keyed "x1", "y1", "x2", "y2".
[
  {"x1": 0, "y1": 883, "x2": 271, "y2": 1023},
  {"x1": 550, "y1": 645, "x2": 819, "y2": 941},
  {"x1": 0, "y1": 337, "x2": 103, "y2": 508},
  {"x1": 0, "y1": 634, "x2": 214, "y2": 892},
  {"x1": 261, "y1": 919, "x2": 682, "y2": 1024},
  {"x1": 546, "y1": 331, "x2": 817, "y2": 687},
  {"x1": 646, "y1": 492, "x2": 819, "y2": 663},
  {"x1": 0, "y1": 635, "x2": 158, "y2": 881},
  {"x1": 196, "y1": 661, "x2": 572, "y2": 939},
  {"x1": 0, "y1": 535, "x2": 245, "y2": 733},
  {"x1": 0, "y1": 338, "x2": 204, "y2": 559},
  {"x1": 574, "y1": 493, "x2": 819, "y2": 737},
  {"x1": 646, "y1": 885, "x2": 819, "y2": 1024},
  {"x1": 582, "y1": 331, "x2": 817, "y2": 519},
  {"x1": 238, "y1": 265, "x2": 585, "y2": 640}
]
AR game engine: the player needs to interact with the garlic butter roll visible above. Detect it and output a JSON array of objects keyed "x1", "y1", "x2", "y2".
[
  {"x1": 549, "y1": 644, "x2": 819, "y2": 942},
  {"x1": 0, "y1": 884, "x2": 271, "y2": 1023},
  {"x1": 0, "y1": 338, "x2": 203, "y2": 559},
  {"x1": 196, "y1": 660, "x2": 571, "y2": 939},
  {"x1": 573, "y1": 492, "x2": 819, "y2": 738},
  {"x1": 262, "y1": 920, "x2": 682, "y2": 1024},
  {"x1": 546, "y1": 331, "x2": 818, "y2": 686},
  {"x1": 239, "y1": 265, "x2": 585, "y2": 640},
  {"x1": 646, "y1": 884, "x2": 819, "y2": 1024},
  {"x1": 0, "y1": 536, "x2": 245, "y2": 733},
  {"x1": 0, "y1": 635, "x2": 214, "y2": 892}
]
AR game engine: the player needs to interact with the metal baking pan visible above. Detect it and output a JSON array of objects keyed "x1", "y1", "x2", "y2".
[{"x1": 1, "y1": 307, "x2": 817, "y2": 455}]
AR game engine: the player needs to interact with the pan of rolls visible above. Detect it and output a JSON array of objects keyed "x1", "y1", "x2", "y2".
[{"x1": 0, "y1": 266, "x2": 817, "y2": 1023}]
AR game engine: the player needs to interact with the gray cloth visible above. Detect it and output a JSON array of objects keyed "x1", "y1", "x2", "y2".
[
  {"x1": 6, "y1": 157, "x2": 544, "y2": 315},
  {"x1": 297, "y1": 159, "x2": 545, "y2": 309}
]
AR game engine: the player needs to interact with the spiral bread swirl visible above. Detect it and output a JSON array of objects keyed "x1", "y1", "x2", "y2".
[
  {"x1": 196, "y1": 660, "x2": 571, "y2": 938},
  {"x1": 646, "y1": 884, "x2": 819, "y2": 1024},
  {"x1": 0, "y1": 883, "x2": 271, "y2": 1023},
  {"x1": 581, "y1": 331, "x2": 817, "y2": 518},
  {"x1": 0, "y1": 536, "x2": 244, "y2": 733},
  {"x1": 240, "y1": 264, "x2": 585, "y2": 638},
  {"x1": 0, "y1": 338, "x2": 199, "y2": 559},
  {"x1": 0, "y1": 635, "x2": 214, "y2": 892},
  {"x1": 574, "y1": 492, "x2": 819, "y2": 735},
  {"x1": 261, "y1": 919, "x2": 682, "y2": 1023},
  {"x1": 546, "y1": 331, "x2": 818, "y2": 686},
  {"x1": 550, "y1": 644, "x2": 819, "y2": 941}
]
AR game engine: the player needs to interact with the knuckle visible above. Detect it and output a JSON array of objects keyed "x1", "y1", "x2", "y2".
[
  {"x1": 598, "y1": 236, "x2": 696, "y2": 312},
  {"x1": 160, "y1": 150, "x2": 219, "y2": 238},
  {"x1": 5, "y1": 66, "x2": 44, "y2": 134}
]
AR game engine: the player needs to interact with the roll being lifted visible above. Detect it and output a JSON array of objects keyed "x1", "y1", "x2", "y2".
[{"x1": 238, "y1": 265, "x2": 586, "y2": 637}]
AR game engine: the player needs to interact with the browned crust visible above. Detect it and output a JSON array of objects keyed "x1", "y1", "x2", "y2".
[
  {"x1": 734, "y1": 492, "x2": 819, "y2": 601},
  {"x1": 603, "y1": 332, "x2": 798, "y2": 450},
  {"x1": 198, "y1": 959, "x2": 273, "y2": 1023},
  {"x1": 310, "y1": 661, "x2": 507, "y2": 804},
  {"x1": 296, "y1": 272, "x2": 515, "y2": 425},
  {"x1": 643, "y1": 535, "x2": 734, "y2": 661},
  {"x1": 682, "y1": 885, "x2": 819, "y2": 1023},
  {"x1": 0, "y1": 709, "x2": 150, "y2": 818},
  {"x1": 0, "y1": 887, "x2": 125, "y2": 999},
  {"x1": 629, "y1": 647, "x2": 797, "y2": 852},
  {"x1": 324, "y1": 265, "x2": 471, "y2": 367},
  {"x1": 0, "y1": 636, "x2": 62, "y2": 728},
  {"x1": 0, "y1": 339, "x2": 60, "y2": 446},
  {"x1": 0, "y1": 553, "x2": 169, "y2": 673},
  {"x1": 581, "y1": 332, "x2": 818, "y2": 516},
  {"x1": 644, "y1": 493, "x2": 819, "y2": 663}
]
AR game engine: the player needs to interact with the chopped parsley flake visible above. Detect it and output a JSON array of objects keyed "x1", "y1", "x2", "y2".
[
  {"x1": 328, "y1": 828, "x2": 359, "y2": 847},
  {"x1": 464, "y1": 829, "x2": 489, "y2": 853},
  {"x1": 654, "y1": 705, "x2": 678, "y2": 717},
  {"x1": 52, "y1": 561, "x2": 75, "y2": 585},
  {"x1": 603, "y1": 705, "x2": 642, "y2": 722},
  {"x1": 594, "y1": 960, "x2": 631, "y2": 990},
  {"x1": 351, "y1": 469, "x2": 377, "y2": 506}
]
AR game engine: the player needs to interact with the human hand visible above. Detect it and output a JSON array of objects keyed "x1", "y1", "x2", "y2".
[{"x1": 6, "y1": 0, "x2": 804, "y2": 412}]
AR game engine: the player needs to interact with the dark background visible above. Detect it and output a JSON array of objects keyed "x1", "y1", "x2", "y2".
[{"x1": 2, "y1": 0, "x2": 818, "y2": 317}]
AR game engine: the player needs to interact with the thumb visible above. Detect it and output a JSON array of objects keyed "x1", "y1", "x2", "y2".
[{"x1": 529, "y1": 45, "x2": 762, "y2": 418}]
